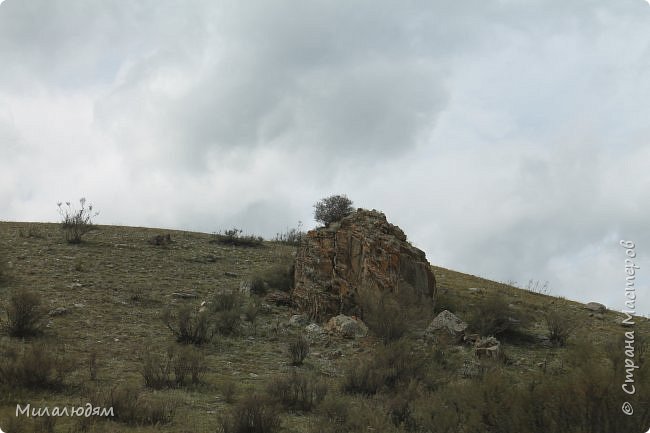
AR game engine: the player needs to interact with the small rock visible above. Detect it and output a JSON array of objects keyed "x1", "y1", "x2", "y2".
[
  {"x1": 289, "y1": 314, "x2": 309, "y2": 327},
  {"x1": 324, "y1": 315, "x2": 368, "y2": 339},
  {"x1": 224, "y1": 271, "x2": 239, "y2": 278},
  {"x1": 48, "y1": 307, "x2": 68, "y2": 317},
  {"x1": 585, "y1": 302, "x2": 606, "y2": 313},
  {"x1": 172, "y1": 292, "x2": 199, "y2": 299},
  {"x1": 467, "y1": 287, "x2": 482, "y2": 293},
  {"x1": 73, "y1": 303, "x2": 85, "y2": 308}
]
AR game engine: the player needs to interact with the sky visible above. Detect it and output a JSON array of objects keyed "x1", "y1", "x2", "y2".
[{"x1": 1, "y1": 0, "x2": 649, "y2": 316}]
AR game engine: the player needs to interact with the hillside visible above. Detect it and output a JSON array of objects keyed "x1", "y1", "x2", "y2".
[{"x1": 0, "y1": 221, "x2": 648, "y2": 433}]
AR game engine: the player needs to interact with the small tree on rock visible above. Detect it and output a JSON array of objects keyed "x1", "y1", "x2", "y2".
[{"x1": 313, "y1": 194, "x2": 354, "y2": 226}]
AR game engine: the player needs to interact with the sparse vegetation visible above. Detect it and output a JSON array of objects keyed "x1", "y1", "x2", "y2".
[
  {"x1": 288, "y1": 335, "x2": 310, "y2": 365},
  {"x1": 251, "y1": 261, "x2": 294, "y2": 294},
  {"x1": 140, "y1": 345, "x2": 206, "y2": 389},
  {"x1": 3, "y1": 288, "x2": 45, "y2": 337},
  {"x1": 219, "y1": 394, "x2": 281, "y2": 433},
  {"x1": 266, "y1": 371, "x2": 327, "y2": 411},
  {"x1": 359, "y1": 291, "x2": 408, "y2": 344},
  {"x1": 313, "y1": 194, "x2": 354, "y2": 226},
  {"x1": 162, "y1": 306, "x2": 215, "y2": 345},
  {"x1": 469, "y1": 293, "x2": 527, "y2": 338},
  {"x1": 0, "y1": 342, "x2": 75, "y2": 390},
  {"x1": 211, "y1": 228, "x2": 264, "y2": 247},
  {"x1": 273, "y1": 222, "x2": 305, "y2": 246},
  {"x1": 57, "y1": 197, "x2": 99, "y2": 244},
  {"x1": 0, "y1": 222, "x2": 648, "y2": 433},
  {"x1": 545, "y1": 308, "x2": 576, "y2": 347}
]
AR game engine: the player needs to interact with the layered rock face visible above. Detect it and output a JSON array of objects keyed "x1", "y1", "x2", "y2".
[{"x1": 292, "y1": 209, "x2": 436, "y2": 319}]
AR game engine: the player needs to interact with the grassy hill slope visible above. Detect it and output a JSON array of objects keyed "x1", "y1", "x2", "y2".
[{"x1": 0, "y1": 221, "x2": 648, "y2": 433}]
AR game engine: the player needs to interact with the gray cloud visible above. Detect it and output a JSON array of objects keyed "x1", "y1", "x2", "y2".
[{"x1": 1, "y1": 0, "x2": 649, "y2": 314}]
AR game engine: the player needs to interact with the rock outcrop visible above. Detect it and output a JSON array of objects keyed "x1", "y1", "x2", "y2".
[
  {"x1": 292, "y1": 209, "x2": 436, "y2": 319},
  {"x1": 426, "y1": 310, "x2": 468, "y2": 338}
]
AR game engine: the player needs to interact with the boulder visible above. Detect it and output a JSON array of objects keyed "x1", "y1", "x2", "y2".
[
  {"x1": 324, "y1": 314, "x2": 368, "y2": 338},
  {"x1": 474, "y1": 336, "x2": 501, "y2": 360},
  {"x1": 585, "y1": 302, "x2": 606, "y2": 313},
  {"x1": 293, "y1": 209, "x2": 436, "y2": 319},
  {"x1": 289, "y1": 314, "x2": 309, "y2": 327},
  {"x1": 426, "y1": 310, "x2": 467, "y2": 337}
]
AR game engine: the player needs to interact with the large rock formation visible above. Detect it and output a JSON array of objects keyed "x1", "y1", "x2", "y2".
[{"x1": 292, "y1": 209, "x2": 436, "y2": 319}]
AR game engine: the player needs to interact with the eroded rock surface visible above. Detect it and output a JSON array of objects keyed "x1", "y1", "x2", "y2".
[{"x1": 293, "y1": 209, "x2": 436, "y2": 319}]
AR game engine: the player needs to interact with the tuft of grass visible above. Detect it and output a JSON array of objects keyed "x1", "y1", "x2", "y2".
[
  {"x1": 141, "y1": 345, "x2": 206, "y2": 389},
  {"x1": 162, "y1": 306, "x2": 215, "y2": 345},
  {"x1": 266, "y1": 371, "x2": 327, "y2": 412}
]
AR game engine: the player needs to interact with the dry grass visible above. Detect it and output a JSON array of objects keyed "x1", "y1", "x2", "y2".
[{"x1": 0, "y1": 221, "x2": 648, "y2": 432}]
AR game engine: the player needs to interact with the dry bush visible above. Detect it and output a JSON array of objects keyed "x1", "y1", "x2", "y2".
[
  {"x1": 545, "y1": 309, "x2": 576, "y2": 347},
  {"x1": 358, "y1": 290, "x2": 408, "y2": 344},
  {"x1": 3, "y1": 288, "x2": 46, "y2": 337},
  {"x1": 219, "y1": 394, "x2": 280, "y2": 433},
  {"x1": 0, "y1": 342, "x2": 75, "y2": 390},
  {"x1": 57, "y1": 198, "x2": 99, "y2": 244},
  {"x1": 288, "y1": 335, "x2": 310, "y2": 366},
  {"x1": 211, "y1": 228, "x2": 264, "y2": 248},
  {"x1": 273, "y1": 223, "x2": 305, "y2": 246},
  {"x1": 221, "y1": 379, "x2": 237, "y2": 403},
  {"x1": 469, "y1": 294, "x2": 527, "y2": 338},
  {"x1": 266, "y1": 371, "x2": 327, "y2": 411},
  {"x1": 162, "y1": 306, "x2": 215, "y2": 345},
  {"x1": 97, "y1": 385, "x2": 176, "y2": 426},
  {"x1": 141, "y1": 345, "x2": 206, "y2": 389},
  {"x1": 252, "y1": 262, "x2": 294, "y2": 294},
  {"x1": 342, "y1": 341, "x2": 425, "y2": 396}
]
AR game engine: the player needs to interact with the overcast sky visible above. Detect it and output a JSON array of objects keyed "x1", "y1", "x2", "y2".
[{"x1": 1, "y1": 0, "x2": 649, "y2": 315}]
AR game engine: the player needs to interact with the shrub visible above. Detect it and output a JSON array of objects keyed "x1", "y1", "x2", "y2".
[
  {"x1": 266, "y1": 371, "x2": 327, "y2": 411},
  {"x1": 252, "y1": 262, "x2": 294, "y2": 294},
  {"x1": 141, "y1": 345, "x2": 206, "y2": 388},
  {"x1": 0, "y1": 342, "x2": 75, "y2": 390},
  {"x1": 545, "y1": 309, "x2": 576, "y2": 347},
  {"x1": 211, "y1": 228, "x2": 264, "y2": 248},
  {"x1": 215, "y1": 309, "x2": 242, "y2": 336},
  {"x1": 222, "y1": 379, "x2": 237, "y2": 403},
  {"x1": 469, "y1": 294, "x2": 526, "y2": 338},
  {"x1": 57, "y1": 198, "x2": 99, "y2": 244},
  {"x1": 162, "y1": 306, "x2": 215, "y2": 345},
  {"x1": 219, "y1": 394, "x2": 281, "y2": 433},
  {"x1": 97, "y1": 385, "x2": 176, "y2": 426},
  {"x1": 273, "y1": 222, "x2": 305, "y2": 246},
  {"x1": 3, "y1": 288, "x2": 45, "y2": 337},
  {"x1": 359, "y1": 291, "x2": 407, "y2": 344},
  {"x1": 313, "y1": 194, "x2": 354, "y2": 226},
  {"x1": 288, "y1": 336, "x2": 310, "y2": 366},
  {"x1": 211, "y1": 292, "x2": 242, "y2": 312},
  {"x1": 342, "y1": 341, "x2": 424, "y2": 395}
]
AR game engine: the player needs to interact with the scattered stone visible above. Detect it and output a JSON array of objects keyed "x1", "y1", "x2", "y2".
[
  {"x1": 172, "y1": 292, "x2": 199, "y2": 299},
  {"x1": 585, "y1": 302, "x2": 606, "y2": 313},
  {"x1": 224, "y1": 271, "x2": 239, "y2": 278},
  {"x1": 289, "y1": 314, "x2": 309, "y2": 327},
  {"x1": 324, "y1": 314, "x2": 368, "y2": 339},
  {"x1": 48, "y1": 307, "x2": 68, "y2": 317},
  {"x1": 426, "y1": 310, "x2": 468, "y2": 338},
  {"x1": 73, "y1": 303, "x2": 85, "y2": 308},
  {"x1": 467, "y1": 287, "x2": 482, "y2": 293},
  {"x1": 69, "y1": 282, "x2": 83, "y2": 289},
  {"x1": 293, "y1": 209, "x2": 436, "y2": 318}
]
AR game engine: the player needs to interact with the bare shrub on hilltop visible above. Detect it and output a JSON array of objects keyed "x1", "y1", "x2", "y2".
[{"x1": 57, "y1": 198, "x2": 99, "y2": 244}]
